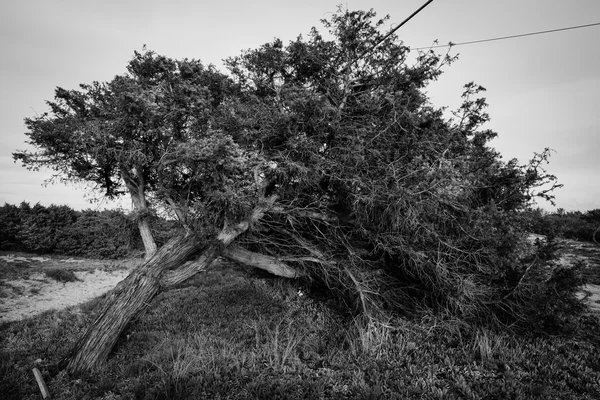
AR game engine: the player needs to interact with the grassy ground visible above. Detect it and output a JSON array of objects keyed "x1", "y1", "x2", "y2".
[{"x1": 1, "y1": 258, "x2": 600, "y2": 399}]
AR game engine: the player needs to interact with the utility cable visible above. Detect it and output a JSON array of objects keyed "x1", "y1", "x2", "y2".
[
  {"x1": 414, "y1": 21, "x2": 600, "y2": 50},
  {"x1": 338, "y1": 0, "x2": 435, "y2": 71},
  {"x1": 358, "y1": 0, "x2": 434, "y2": 59}
]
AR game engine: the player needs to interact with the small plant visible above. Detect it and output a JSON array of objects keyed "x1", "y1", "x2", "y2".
[
  {"x1": 472, "y1": 328, "x2": 507, "y2": 363},
  {"x1": 248, "y1": 316, "x2": 305, "y2": 371},
  {"x1": 346, "y1": 316, "x2": 397, "y2": 359},
  {"x1": 44, "y1": 268, "x2": 80, "y2": 283}
]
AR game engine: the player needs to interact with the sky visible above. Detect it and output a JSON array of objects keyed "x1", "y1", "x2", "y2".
[{"x1": 1, "y1": 0, "x2": 598, "y2": 212}]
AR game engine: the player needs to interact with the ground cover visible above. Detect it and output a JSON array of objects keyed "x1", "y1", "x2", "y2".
[{"x1": 1, "y1": 241, "x2": 599, "y2": 399}]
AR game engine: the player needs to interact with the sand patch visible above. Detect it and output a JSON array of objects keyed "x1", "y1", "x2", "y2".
[
  {"x1": 0, "y1": 253, "x2": 135, "y2": 323},
  {"x1": 0, "y1": 268, "x2": 130, "y2": 322}
]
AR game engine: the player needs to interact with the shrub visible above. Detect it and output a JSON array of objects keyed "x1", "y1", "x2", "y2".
[
  {"x1": 0, "y1": 202, "x2": 156, "y2": 258},
  {"x1": 54, "y1": 209, "x2": 139, "y2": 258},
  {"x1": 44, "y1": 268, "x2": 80, "y2": 283},
  {"x1": 523, "y1": 208, "x2": 600, "y2": 244}
]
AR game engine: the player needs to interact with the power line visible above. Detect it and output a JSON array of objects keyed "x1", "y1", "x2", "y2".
[
  {"x1": 340, "y1": 0, "x2": 435, "y2": 70},
  {"x1": 414, "y1": 21, "x2": 600, "y2": 50},
  {"x1": 359, "y1": 0, "x2": 434, "y2": 59}
]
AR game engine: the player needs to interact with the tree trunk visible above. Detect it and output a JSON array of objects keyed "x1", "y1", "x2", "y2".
[
  {"x1": 121, "y1": 167, "x2": 157, "y2": 259},
  {"x1": 136, "y1": 217, "x2": 157, "y2": 259},
  {"x1": 66, "y1": 196, "x2": 279, "y2": 375},
  {"x1": 66, "y1": 233, "x2": 206, "y2": 375}
]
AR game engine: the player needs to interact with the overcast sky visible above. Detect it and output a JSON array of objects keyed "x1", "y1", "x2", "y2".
[{"x1": 1, "y1": 0, "x2": 598, "y2": 212}]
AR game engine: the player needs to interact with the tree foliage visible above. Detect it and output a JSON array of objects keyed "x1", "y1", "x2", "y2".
[{"x1": 218, "y1": 8, "x2": 567, "y2": 327}]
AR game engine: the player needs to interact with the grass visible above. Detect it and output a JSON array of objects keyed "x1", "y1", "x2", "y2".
[{"x1": 1, "y1": 260, "x2": 600, "y2": 399}]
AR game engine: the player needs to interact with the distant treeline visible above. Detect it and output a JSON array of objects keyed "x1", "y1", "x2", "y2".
[
  {"x1": 524, "y1": 208, "x2": 600, "y2": 243},
  {"x1": 2, "y1": 202, "x2": 597, "y2": 259},
  {"x1": 0, "y1": 202, "x2": 179, "y2": 258}
]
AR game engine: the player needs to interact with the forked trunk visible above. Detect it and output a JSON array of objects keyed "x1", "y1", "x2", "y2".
[
  {"x1": 66, "y1": 233, "x2": 209, "y2": 375},
  {"x1": 65, "y1": 196, "x2": 280, "y2": 375}
]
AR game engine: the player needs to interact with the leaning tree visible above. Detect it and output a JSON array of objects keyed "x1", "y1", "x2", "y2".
[
  {"x1": 15, "y1": 8, "x2": 566, "y2": 374},
  {"x1": 16, "y1": 50, "x2": 302, "y2": 374}
]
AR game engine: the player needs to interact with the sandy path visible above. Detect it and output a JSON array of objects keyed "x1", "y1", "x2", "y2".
[
  {"x1": 0, "y1": 268, "x2": 131, "y2": 323},
  {"x1": 579, "y1": 284, "x2": 600, "y2": 313}
]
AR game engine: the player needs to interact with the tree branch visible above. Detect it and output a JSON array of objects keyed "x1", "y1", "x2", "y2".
[
  {"x1": 164, "y1": 195, "x2": 188, "y2": 228},
  {"x1": 160, "y1": 247, "x2": 220, "y2": 287},
  {"x1": 222, "y1": 244, "x2": 303, "y2": 278}
]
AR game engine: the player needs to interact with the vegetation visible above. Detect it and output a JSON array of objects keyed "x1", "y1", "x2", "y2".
[
  {"x1": 44, "y1": 268, "x2": 81, "y2": 283},
  {"x1": 525, "y1": 208, "x2": 600, "y2": 244},
  {"x1": 0, "y1": 202, "x2": 149, "y2": 259},
  {"x1": 1, "y1": 264, "x2": 599, "y2": 399},
  {"x1": 10, "y1": 6, "x2": 592, "y2": 379}
]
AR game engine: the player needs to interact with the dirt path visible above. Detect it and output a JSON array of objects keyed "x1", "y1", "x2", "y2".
[
  {"x1": 555, "y1": 238, "x2": 600, "y2": 313},
  {"x1": 579, "y1": 285, "x2": 600, "y2": 312},
  {"x1": 0, "y1": 254, "x2": 135, "y2": 323}
]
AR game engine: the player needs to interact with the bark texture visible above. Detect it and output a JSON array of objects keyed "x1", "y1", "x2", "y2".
[
  {"x1": 222, "y1": 245, "x2": 302, "y2": 278},
  {"x1": 136, "y1": 217, "x2": 157, "y2": 259},
  {"x1": 66, "y1": 234, "x2": 203, "y2": 375},
  {"x1": 121, "y1": 167, "x2": 157, "y2": 259},
  {"x1": 66, "y1": 196, "x2": 280, "y2": 375}
]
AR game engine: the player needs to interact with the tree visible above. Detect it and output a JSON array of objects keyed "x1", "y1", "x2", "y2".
[{"x1": 15, "y1": 8, "x2": 565, "y2": 374}]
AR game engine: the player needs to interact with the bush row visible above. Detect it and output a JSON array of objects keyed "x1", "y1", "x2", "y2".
[
  {"x1": 523, "y1": 208, "x2": 600, "y2": 243},
  {"x1": 0, "y1": 202, "x2": 178, "y2": 259}
]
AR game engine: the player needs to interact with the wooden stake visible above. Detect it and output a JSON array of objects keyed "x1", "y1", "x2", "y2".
[{"x1": 32, "y1": 368, "x2": 51, "y2": 399}]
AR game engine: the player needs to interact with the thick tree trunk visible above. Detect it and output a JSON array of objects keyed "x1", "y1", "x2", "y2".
[
  {"x1": 66, "y1": 196, "x2": 280, "y2": 375},
  {"x1": 66, "y1": 233, "x2": 206, "y2": 374}
]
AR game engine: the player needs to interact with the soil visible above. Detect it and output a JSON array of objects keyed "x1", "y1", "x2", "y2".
[
  {"x1": 0, "y1": 253, "x2": 137, "y2": 323},
  {"x1": 0, "y1": 237, "x2": 599, "y2": 323}
]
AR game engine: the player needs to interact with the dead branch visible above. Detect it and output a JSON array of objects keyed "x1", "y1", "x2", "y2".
[{"x1": 222, "y1": 244, "x2": 303, "y2": 278}]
